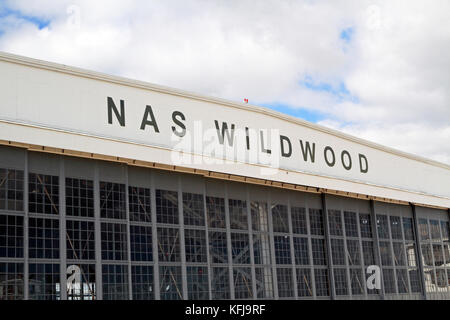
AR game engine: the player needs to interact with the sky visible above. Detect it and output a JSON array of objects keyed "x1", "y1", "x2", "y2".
[{"x1": 0, "y1": 0, "x2": 449, "y2": 164}]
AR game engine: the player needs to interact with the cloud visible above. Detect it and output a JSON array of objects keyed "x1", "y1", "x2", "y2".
[{"x1": 0, "y1": 0, "x2": 449, "y2": 164}]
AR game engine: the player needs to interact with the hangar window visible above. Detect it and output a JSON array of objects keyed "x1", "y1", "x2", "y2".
[
  {"x1": 100, "y1": 182, "x2": 126, "y2": 220},
  {"x1": 291, "y1": 207, "x2": 307, "y2": 235},
  {"x1": 392, "y1": 242, "x2": 406, "y2": 266},
  {"x1": 0, "y1": 214, "x2": 24, "y2": 258},
  {"x1": 130, "y1": 225, "x2": 152, "y2": 262},
  {"x1": 309, "y1": 209, "x2": 324, "y2": 236},
  {"x1": 29, "y1": 217, "x2": 59, "y2": 259},
  {"x1": 396, "y1": 269, "x2": 409, "y2": 293},
  {"x1": 376, "y1": 215, "x2": 389, "y2": 239},
  {"x1": 157, "y1": 227, "x2": 181, "y2": 263},
  {"x1": 406, "y1": 243, "x2": 417, "y2": 266},
  {"x1": 362, "y1": 241, "x2": 375, "y2": 266},
  {"x1": 206, "y1": 197, "x2": 226, "y2": 229},
  {"x1": 129, "y1": 186, "x2": 151, "y2": 223},
  {"x1": 382, "y1": 268, "x2": 396, "y2": 294},
  {"x1": 441, "y1": 221, "x2": 449, "y2": 240},
  {"x1": 66, "y1": 178, "x2": 94, "y2": 218},
  {"x1": 344, "y1": 211, "x2": 358, "y2": 238},
  {"x1": 296, "y1": 268, "x2": 312, "y2": 297},
  {"x1": 421, "y1": 244, "x2": 433, "y2": 266},
  {"x1": 229, "y1": 199, "x2": 248, "y2": 230},
  {"x1": 231, "y1": 232, "x2": 251, "y2": 264},
  {"x1": 187, "y1": 266, "x2": 209, "y2": 299},
  {"x1": 402, "y1": 217, "x2": 414, "y2": 241},
  {"x1": 272, "y1": 204, "x2": 289, "y2": 233},
  {"x1": 185, "y1": 229, "x2": 207, "y2": 263},
  {"x1": 334, "y1": 268, "x2": 348, "y2": 296},
  {"x1": 274, "y1": 235, "x2": 291, "y2": 265},
  {"x1": 131, "y1": 265, "x2": 153, "y2": 300},
  {"x1": 331, "y1": 239, "x2": 345, "y2": 266},
  {"x1": 234, "y1": 267, "x2": 253, "y2": 299},
  {"x1": 66, "y1": 264, "x2": 96, "y2": 300},
  {"x1": 159, "y1": 266, "x2": 182, "y2": 300},
  {"x1": 255, "y1": 267, "x2": 274, "y2": 298},
  {"x1": 350, "y1": 268, "x2": 364, "y2": 295},
  {"x1": 102, "y1": 264, "x2": 128, "y2": 300},
  {"x1": 211, "y1": 266, "x2": 230, "y2": 299},
  {"x1": 29, "y1": 173, "x2": 59, "y2": 215},
  {"x1": 379, "y1": 241, "x2": 393, "y2": 266},
  {"x1": 156, "y1": 190, "x2": 178, "y2": 225},
  {"x1": 390, "y1": 216, "x2": 403, "y2": 240},
  {"x1": 328, "y1": 210, "x2": 343, "y2": 236},
  {"x1": 293, "y1": 237, "x2": 309, "y2": 265},
  {"x1": 314, "y1": 269, "x2": 330, "y2": 296},
  {"x1": 66, "y1": 220, "x2": 95, "y2": 260},
  {"x1": 0, "y1": 262, "x2": 24, "y2": 300},
  {"x1": 430, "y1": 220, "x2": 441, "y2": 240},
  {"x1": 209, "y1": 231, "x2": 228, "y2": 264},
  {"x1": 253, "y1": 233, "x2": 271, "y2": 265},
  {"x1": 409, "y1": 269, "x2": 421, "y2": 293},
  {"x1": 276, "y1": 268, "x2": 294, "y2": 298},
  {"x1": 418, "y1": 219, "x2": 429, "y2": 240},
  {"x1": 311, "y1": 238, "x2": 327, "y2": 266},
  {"x1": 29, "y1": 263, "x2": 60, "y2": 300},
  {"x1": 0, "y1": 169, "x2": 24, "y2": 212},
  {"x1": 183, "y1": 193, "x2": 204, "y2": 226},
  {"x1": 346, "y1": 240, "x2": 361, "y2": 266},
  {"x1": 100, "y1": 222, "x2": 128, "y2": 261},
  {"x1": 359, "y1": 213, "x2": 372, "y2": 238},
  {"x1": 251, "y1": 202, "x2": 268, "y2": 232}
]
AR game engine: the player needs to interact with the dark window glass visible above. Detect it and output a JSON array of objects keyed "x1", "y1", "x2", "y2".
[
  {"x1": 156, "y1": 190, "x2": 178, "y2": 224},
  {"x1": 129, "y1": 186, "x2": 151, "y2": 223},
  {"x1": 0, "y1": 169, "x2": 24, "y2": 212},
  {"x1": 276, "y1": 268, "x2": 294, "y2": 298},
  {"x1": 350, "y1": 268, "x2": 364, "y2": 295},
  {"x1": 231, "y1": 233, "x2": 250, "y2": 264},
  {"x1": 102, "y1": 264, "x2": 128, "y2": 300},
  {"x1": 255, "y1": 267, "x2": 273, "y2": 298},
  {"x1": 187, "y1": 266, "x2": 209, "y2": 299},
  {"x1": 253, "y1": 233, "x2": 271, "y2": 265},
  {"x1": 100, "y1": 182, "x2": 126, "y2": 220},
  {"x1": 309, "y1": 209, "x2": 324, "y2": 236},
  {"x1": 362, "y1": 241, "x2": 375, "y2": 266},
  {"x1": 0, "y1": 262, "x2": 24, "y2": 300},
  {"x1": 328, "y1": 210, "x2": 343, "y2": 236},
  {"x1": 66, "y1": 264, "x2": 96, "y2": 300},
  {"x1": 206, "y1": 197, "x2": 225, "y2": 229},
  {"x1": 274, "y1": 235, "x2": 291, "y2": 265},
  {"x1": 390, "y1": 216, "x2": 403, "y2": 240},
  {"x1": 100, "y1": 222, "x2": 127, "y2": 261},
  {"x1": 402, "y1": 217, "x2": 414, "y2": 241},
  {"x1": 396, "y1": 269, "x2": 409, "y2": 293},
  {"x1": 296, "y1": 268, "x2": 313, "y2": 297},
  {"x1": 29, "y1": 263, "x2": 60, "y2": 300},
  {"x1": 66, "y1": 220, "x2": 95, "y2": 260},
  {"x1": 66, "y1": 178, "x2": 94, "y2": 218},
  {"x1": 379, "y1": 241, "x2": 393, "y2": 266},
  {"x1": 251, "y1": 202, "x2": 268, "y2": 232},
  {"x1": 418, "y1": 219, "x2": 429, "y2": 240},
  {"x1": 211, "y1": 267, "x2": 230, "y2": 299},
  {"x1": 157, "y1": 227, "x2": 180, "y2": 262},
  {"x1": 234, "y1": 267, "x2": 253, "y2": 299},
  {"x1": 291, "y1": 207, "x2": 307, "y2": 235},
  {"x1": 359, "y1": 213, "x2": 372, "y2": 238},
  {"x1": 0, "y1": 214, "x2": 24, "y2": 258},
  {"x1": 392, "y1": 242, "x2": 406, "y2": 266},
  {"x1": 29, "y1": 217, "x2": 59, "y2": 259},
  {"x1": 229, "y1": 199, "x2": 248, "y2": 230},
  {"x1": 311, "y1": 239, "x2": 327, "y2": 266},
  {"x1": 334, "y1": 268, "x2": 348, "y2": 296},
  {"x1": 29, "y1": 173, "x2": 59, "y2": 215},
  {"x1": 331, "y1": 239, "x2": 345, "y2": 266},
  {"x1": 344, "y1": 211, "x2": 358, "y2": 237},
  {"x1": 346, "y1": 240, "x2": 361, "y2": 266},
  {"x1": 293, "y1": 237, "x2": 309, "y2": 265},
  {"x1": 209, "y1": 231, "x2": 228, "y2": 264},
  {"x1": 314, "y1": 269, "x2": 330, "y2": 296},
  {"x1": 383, "y1": 269, "x2": 396, "y2": 294},
  {"x1": 131, "y1": 265, "x2": 154, "y2": 300},
  {"x1": 430, "y1": 220, "x2": 441, "y2": 240},
  {"x1": 185, "y1": 229, "x2": 207, "y2": 263},
  {"x1": 377, "y1": 215, "x2": 389, "y2": 239},
  {"x1": 159, "y1": 266, "x2": 182, "y2": 300},
  {"x1": 130, "y1": 225, "x2": 152, "y2": 262},
  {"x1": 183, "y1": 193, "x2": 204, "y2": 226},
  {"x1": 272, "y1": 204, "x2": 289, "y2": 233}
]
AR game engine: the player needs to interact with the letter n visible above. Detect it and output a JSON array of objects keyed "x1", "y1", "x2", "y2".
[{"x1": 107, "y1": 97, "x2": 125, "y2": 127}]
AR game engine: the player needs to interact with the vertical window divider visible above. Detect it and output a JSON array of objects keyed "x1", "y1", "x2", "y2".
[
  {"x1": 321, "y1": 193, "x2": 335, "y2": 300},
  {"x1": 305, "y1": 201, "x2": 316, "y2": 299},
  {"x1": 202, "y1": 180, "x2": 213, "y2": 300},
  {"x1": 267, "y1": 191, "x2": 278, "y2": 299},
  {"x1": 355, "y1": 211, "x2": 369, "y2": 299},
  {"x1": 287, "y1": 196, "x2": 298, "y2": 299},
  {"x1": 178, "y1": 176, "x2": 188, "y2": 300},
  {"x1": 246, "y1": 186, "x2": 257, "y2": 300},
  {"x1": 386, "y1": 212, "x2": 399, "y2": 295},
  {"x1": 24, "y1": 151, "x2": 29, "y2": 300},
  {"x1": 125, "y1": 166, "x2": 133, "y2": 300},
  {"x1": 150, "y1": 170, "x2": 160, "y2": 300},
  {"x1": 410, "y1": 203, "x2": 427, "y2": 300},
  {"x1": 59, "y1": 156, "x2": 67, "y2": 300},
  {"x1": 224, "y1": 183, "x2": 234, "y2": 299},
  {"x1": 93, "y1": 161, "x2": 103, "y2": 300},
  {"x1": 369, "y1": 200, "x2": 385, "y2": 299},
  {"x1": 341, "y1": 210, "x2": 352, "y2": 299}
]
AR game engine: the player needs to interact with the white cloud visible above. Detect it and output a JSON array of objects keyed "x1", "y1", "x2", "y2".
[{"x1": 0, "y1": 0, "x2": 449, "y2": 164}]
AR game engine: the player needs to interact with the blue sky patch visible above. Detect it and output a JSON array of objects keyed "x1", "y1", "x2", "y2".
[
  {"x1": 261, "y1": 102, "x2": 325, "y2": 123},
  {"x1": 0, "y1": 5, "x2": 50, "y2": 30},
  {"x1": 300, "y1": 75, "x2": 359, "y2": 104},
  {"x1": 340, "y1": 27, "x2": 354, "y2": 43}
]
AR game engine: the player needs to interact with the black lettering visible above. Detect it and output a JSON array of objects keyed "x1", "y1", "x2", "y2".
[
  {"x1": 140, "y1": 105, "x2": 160, "y2": 132},
  {"x1": 171, "y1": 111, "x2": 186, "y2": 137},
  {"x1": 260, "y1": 131, "x2": 271, "y2": 154},
  {"x1": 280, "y1": 135, "x2": 292, "y2": 157},
  {"x1": 245, "y1": 127, "x2": 250, "y2": 150},
  {"x1": 107, "y1": 97, "x2": 125, "y2": 127},
  {"x1": 299, "y1": 140, "x2": 316, "y2": 163},
  {"x1": 359, "y1": 154, "x2": 369, "y2": 173},
  {"x1": 341, "y1": 150, "x2": 352, "y2": 170},
  {"x1": 324, "y1": 146, "x2": 336, "y2": 167},
  {"x1": 214, "y1": 120, "x2": 235, "y2": 147}
]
